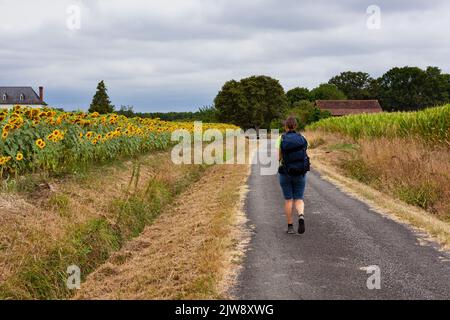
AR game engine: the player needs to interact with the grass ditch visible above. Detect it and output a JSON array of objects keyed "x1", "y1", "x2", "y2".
[
  {"x1": 75, "y1": 163, "x2": 251, "y2": 299},
  {"x1": 0, "y1": 151, "x2": 206, "y2": 299}
]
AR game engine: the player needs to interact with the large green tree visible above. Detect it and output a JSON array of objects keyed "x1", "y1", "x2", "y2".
[
  {"x1": 309, "y1": 83, "x2": 347, "y2": 101},
  {"x1": 286, "y1": 87, "x2": 311, "y2": 105},
  {"x1": 214, "y1": 80, "x2": 248, "y2": 126},
  {"x1": 89, "y1": 80, "x2": 114, "y2": 114},
  {"x1": 329, "y1": 71, "x2": 374, "y2": 100},
  {"x1": 215, "y1": 75, "x2": 288, "y2": 130},
  {"x1": 422, "y1": 67, "x2": 450, "y2": 108},
  {"x1": 377, "y1": 66, "x2": 450, "y2": 111}
]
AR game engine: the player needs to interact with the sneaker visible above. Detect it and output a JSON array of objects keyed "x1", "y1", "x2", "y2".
[
  {"x1": 298, "y1": 216, "x2": 305, "y2": 234},
  {"x1": 287, "y1": 225, "x2": 295, "y2": 234}
]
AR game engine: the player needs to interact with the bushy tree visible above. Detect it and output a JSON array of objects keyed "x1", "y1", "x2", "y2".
[
  {"x1": 288, "y1": 100, "x2": 331, "y2": 129},
  {"x1": 214, "y1": 80, "x2": 247, "y2": 126},
  {"x1": 116, "y1": 105, "x2": 135, "y2": 118},
  {"x1": 422, "y1": 67, "x2": 450, "y2": 108},
  {"x1": 286, "y1": 87, "x2": 311, "y2": 105},
  {"x1": 378, "y1": 66, "x2": 450, "y2": 111},
  {"x1": 89, "y1": 80, "x2": 114, "y2": 114},
  {"x1": 215, "y1": 75, "x2": 288, "y2": 130},
  {"x1": 329, "y1": 71, "x2": 374, "y2": 100},
  {"x1": 310, "y1": 83, "x2": 347, "y2": 101}
]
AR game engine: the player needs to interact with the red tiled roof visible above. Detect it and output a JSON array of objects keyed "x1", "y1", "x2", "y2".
[{"x1": 315, "y1": 100, "x2": 383, "y2": 116}]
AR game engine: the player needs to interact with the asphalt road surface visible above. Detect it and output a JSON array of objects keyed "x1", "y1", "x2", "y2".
[{"x1": 235, "y1": 141, "x2": 450, "y2": 300}]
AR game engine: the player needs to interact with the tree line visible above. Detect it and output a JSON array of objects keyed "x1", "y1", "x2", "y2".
[
  {"x1": 214, "y1": 66, "x2": 450, "y2": 129},
  {"x1": 87, "y1": 66, "x2": 450, "y2": 129},
  {"x1": 319, "y1": 66, "x2": 449, "y2": 112}
]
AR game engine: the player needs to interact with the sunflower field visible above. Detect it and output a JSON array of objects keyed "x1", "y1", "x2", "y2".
[{"x1": 0, "y1": 106, "x2": 238, "y2": 178}]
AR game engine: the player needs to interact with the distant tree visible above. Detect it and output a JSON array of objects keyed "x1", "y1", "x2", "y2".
[
  {"x1": 377, "y1": 66, "x2": 450, "y2": 111},
  {"x1": 288, "y1": 100, "x2": 331, "y2": 130},
  {"x1": 89, "y1": 80, "x2": 114, "y2": 114},
  {"x1": 329, "y1": 71, "x2": 374, "y2": 100},
  {"x1": 378, "y1": 67, "x2": 425, "y2": 111},
  {"x1": 132, "y1": 108, "x2": 217, "y2": 122},
  {"x1": 239, "y1": 76, "x2": 288, "y2": 130},
  {"x1": 214, "y1": 80, "x2": 247, "y2": 126},
  {"x1": 307, "y1": 106, "x2": 332, "y2": 124},
  {"x1": 422, "y1": 67, "x2": 450, "y2": 107},
  {"x1": 310, "y1": 83, "x2": 347, "y2": 101},
  {"x1": 215, "y1": 75, "x2": 288, "y2": 130},
  {"x1": 116, "y1": 105, "x2": 135, "y2": 118},
  {"x1": 286, "y1": 87, "x2": 311, "y2": 105},
  {"x1": 197, "y1": 105, "x2": 218, "y2": 122},
  {"x1": 443, "y1": 73, "x2": 450, "y2": 104},
  {"x1": 141, "y1": 111, "x2": 197, "y2": 121},
  {"x1": 367, "y1": 78, "x2": 382, "y2": 101}
]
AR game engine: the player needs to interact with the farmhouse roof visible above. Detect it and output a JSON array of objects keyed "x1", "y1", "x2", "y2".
[{"x1": 0, "y1": 87, "x2": 45, "y2": 105}]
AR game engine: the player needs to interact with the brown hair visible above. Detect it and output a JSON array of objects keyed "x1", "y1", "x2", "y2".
[{"x1": 284, "y1": 116, "x2": 297, "y2": 130}]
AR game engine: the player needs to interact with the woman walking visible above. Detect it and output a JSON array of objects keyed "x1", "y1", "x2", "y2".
[{"x1": 277, "y1": 116, "x2": 310, "y2": 234}]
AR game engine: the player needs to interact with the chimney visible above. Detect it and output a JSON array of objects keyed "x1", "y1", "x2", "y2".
[{"x1": 39, "y1": 86, "x2": 44, "y2": 103}]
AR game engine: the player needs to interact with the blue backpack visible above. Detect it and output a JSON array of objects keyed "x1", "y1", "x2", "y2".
[{"x1": 279, "y1": 131, "x2": 310, "y2": 176}]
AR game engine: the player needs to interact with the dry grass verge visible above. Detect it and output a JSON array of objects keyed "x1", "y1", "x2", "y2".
[
  {"x1": 305, "y1": 130, "x2": 450, "y2": 249},
  {"x1": 75, "y1": 162, "x2": 251, "y2": 300}
]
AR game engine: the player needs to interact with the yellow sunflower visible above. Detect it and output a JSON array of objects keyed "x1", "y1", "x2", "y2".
[
  {"x1": 36, "y1": 139, "x2": 46, "y2": 149},
  {"x1": 0, "y1": 156, "x2": 12, "y2": 166}
]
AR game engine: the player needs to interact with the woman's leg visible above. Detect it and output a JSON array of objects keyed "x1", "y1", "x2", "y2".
[
  {"x1": 293, "y1": 174, "x2": 307, "y2": 216},
  {"x1": 294, "y1": 199, "x2": 304, "y2": 216},
  {"x1": 284, "y1": 199, "x2": 294, "y2": 225},
  {"x1": 292, "y1": 175, "x2": 307, "y2": 234},
  {"x1": 279, "y1": 173, "x2": 294, "y2": 225}
]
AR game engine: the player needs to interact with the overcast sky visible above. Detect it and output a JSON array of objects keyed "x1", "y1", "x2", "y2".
[{"x1": 1, "y1": 0, "x2": 449, "y2": 112}]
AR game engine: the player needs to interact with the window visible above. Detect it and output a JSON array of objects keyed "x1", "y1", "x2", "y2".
[
  {"x1": 2, "y1": 94, "x2": 6, "y2": 101},
  {"x1": 19, "y1": 94, "x2": 24, "y2": 101}
]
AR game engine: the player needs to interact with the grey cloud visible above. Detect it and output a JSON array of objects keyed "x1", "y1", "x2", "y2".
[{"x1": 0, "y1": 0, "x2": 449, "y2": 111}]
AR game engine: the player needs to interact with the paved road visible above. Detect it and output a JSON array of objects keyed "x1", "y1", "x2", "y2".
[{"x1": 235, "y1": 141, "x2": 450, "y2": 300}]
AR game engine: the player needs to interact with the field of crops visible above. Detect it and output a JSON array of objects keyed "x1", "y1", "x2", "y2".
[
  {"x1": 0, "y1": 106, "x2": 237, "y2": 178},
  {"x1": 307, "y1": 104, "x2": 450, "y2": 143}
]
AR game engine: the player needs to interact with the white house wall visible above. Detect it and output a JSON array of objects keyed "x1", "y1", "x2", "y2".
[{"x1": 0, "y1": 105, "x2": 45, "y2": 109}]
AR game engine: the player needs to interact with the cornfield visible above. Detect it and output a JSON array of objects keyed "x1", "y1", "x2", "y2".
[
  {"x1": 307, "y1": 104, "x2": 450, "y2": 143},
  {"x1": 0, "y1": 106, "x2": 238, "y2": 177}
]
